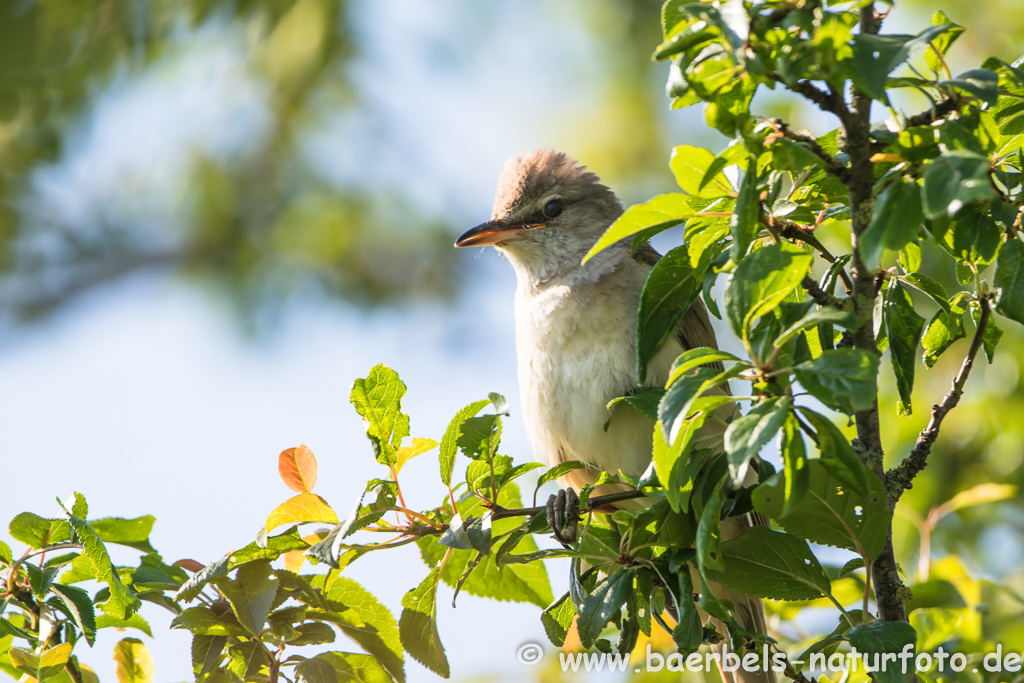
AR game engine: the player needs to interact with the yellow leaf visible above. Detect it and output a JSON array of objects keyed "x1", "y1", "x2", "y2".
[
  {"x1": 113, "y1": 638, "x2": 155, "y2": 683},
  {"x1": 266, "y1": 493, "x2": 338, "y2": 533},
  {"x1": 870, "y1": 152, "x2": 905, "y2": 163},
  {"x1": 394, "y1": 437, "x2": 438, "y2": 474},
  {"x1": 278, "y1": 444, "x2": 318, "y2": 493},
  {"x1": 943, "y1": 483, "x2": 1016, "y2": 514},
  {"x1": 9, "y1": 642, "x2": 71, "y2": 681}
]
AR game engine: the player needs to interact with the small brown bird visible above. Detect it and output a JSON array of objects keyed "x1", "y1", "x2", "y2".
[{"x1": 456, "y1": 149, "x2": 774, "y2": 683}]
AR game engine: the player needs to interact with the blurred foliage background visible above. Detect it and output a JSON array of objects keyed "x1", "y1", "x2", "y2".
[{"x1": 2, "y1": 0, "x2": 1024, "y2": 679}]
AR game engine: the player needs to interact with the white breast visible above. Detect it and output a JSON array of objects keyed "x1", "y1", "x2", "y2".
[{"x1": 513, "y1": 268, "x2": 683, "y2": 487}]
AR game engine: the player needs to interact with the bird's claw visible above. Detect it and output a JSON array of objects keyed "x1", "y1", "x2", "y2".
[{"x1": 546, "y1": 489, "x2": 580, "y2": 547}]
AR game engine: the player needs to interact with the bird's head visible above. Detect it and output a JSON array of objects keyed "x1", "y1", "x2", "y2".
[{"x1": 455, "y1": 149, "x2": 624, "y2": 284}]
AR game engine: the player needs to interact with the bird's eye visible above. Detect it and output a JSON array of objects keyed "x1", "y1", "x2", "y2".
[{"x1": 544, "y1": 199, "x2": 563, "y2": 218}]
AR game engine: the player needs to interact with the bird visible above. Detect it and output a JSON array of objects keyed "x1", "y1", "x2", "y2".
[{"x1": 454, "y1": 148, "x2": 775, "y2": 683}]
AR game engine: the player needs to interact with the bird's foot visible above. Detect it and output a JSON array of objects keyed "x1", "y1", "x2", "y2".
[{"x1": 546, "y1": 489, "x2": 580, "y2": 547}]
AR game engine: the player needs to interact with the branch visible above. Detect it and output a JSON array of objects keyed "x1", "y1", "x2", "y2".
[
  {"x1": 887, "y1": 296, "x2": 991, "y2": 502},
  {"x1": 801, "y1": 276, "x2": 843, "y2": 308},
  {"x1": 905, "y1": 95, "x2": 961, "y2": 128},
  {"x1": 489, "y1": 489, "x2": 646, "y2": 520},
  {"x1": 780, "y1": 221, "x2": 854, "y2": 290},
  {"x1": 768, "y1": 75, "x2": 847, "y2": 119},
  {"x1": 775, "y1": 125, "x2": 853, "y2": 183}
]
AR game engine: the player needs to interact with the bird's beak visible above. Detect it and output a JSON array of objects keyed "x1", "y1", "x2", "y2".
[{"x1": 454, "y1": 220, "x2": 544, "y2": 247}]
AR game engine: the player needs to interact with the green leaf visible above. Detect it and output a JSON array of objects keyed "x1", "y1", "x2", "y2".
[
  {"x1": 797, "y1": 408, "x2": 872, "y2": 496},
  {"x1": 671, "y1": 145, "x2": 732, "y2": 198},
  {"x1": 317, "y1": 652, "x2": 392, "y2": 683},
  {"x1": 10, "y1": 643, "x2": 72, "y2": 681},
  {"x1": 170, "y1": 606, "x2": 251, "y2": 637},
  {"x1": 455, "y1": 415, "x2": 501, "y2": 461},
  {"x1": 922, "y1": 292, "x2": 969, "y2": 368},
  {"x1": 636, "y1": 245, "x2": 704, "y2": 383},
  {"x1": 417, "y1": 485, "x2": 552, "y2": 607},
  {"x1": 970, "y1": 300, "x2": 1002, "y2": 361},
  {"x1": 901, "y1": 273, "x2": 953, "y2": 316},
  {"x1": 227, "y1": 640, "x2": 269, "y2": 681},
  {"x1": 89, "y1": 516, "x2": 156, "y2": 553},
  {"x1": 217, "y1": 561, "x2": 279, "y2": 636},
  {"x1": 112, "y1": 638, "x2": 156, "y2": 683},
  {"x1": 861, "y1": 179, "x2": 923, "y2": 269},
  {"x1": 850, "y1": 24, "x2": 954, "y2": 101},
  {"x1": 659, "y1": 366, "x2": 739, "y2": 445},
  {"x1": 780, "y1": 415, "x2": 809, "y2": 517},
  {"x1": 312, "y1": 573, "x2": 404, "y2": 683},
  {"x1": 883, "y1": 282, "x2": 925, "y2": 415},
  {"x1": 941, "y1": 69, "x2": 999, "y2": 106},
  {"x1": 924, "y1": 11, "x2": 963, "y2": 74},
  {"x1": 577, "y1": 569, "x2": 635, "y2": 649},
  {"x1": 942, "y1": 203, "x2": 1002, "y2": 265},
  {"x1": 723, "y1": 397, "x2": 791, "y2": 480},
  {"x1": 535, "y1": 461, "x2": 586, "y2": 495},
  {"x1": 848, "y1": 621, "x2": 917, "y2": 683},
  {"x1": 608, "y1": 387, "x2": 665, "y2": 421},
  {"x1": 922, "y1": 151, "x2": 994, "y2": 220},
  {"x1": 191, "y1": 635, "x2": 227, "y2": 679},
  {"x1": 62, "y1": 504, "x2": 141, "y2": 619},
  {"x1": 439, "y1": 399, "x2": 489, "y2": 486},
  {"x1": 399, "y1": 568, "x2": 449, "y2": 678},
  {"x1": 51, "y1": 583, "x2": 97, "y2": 645},
  {"x1": 730, "y1": 159, "x2": 760, "y2": 261},
  {"x1": 753, "y1": 460, "x2": 888, "y2": 561},
  {"x1": 95, "y1": 613, "x2": 153, "y2": 636},
  {"x1": 583, "y1": 194, "x2": 696, "y2": 263},
  {"x1": 706, "y1": 526, "x2": 831, "y2": 601},
  {"x1": 995, "y1": 239, "x2": 1024, "y2": 327},
  {"x1": 295, "y1": 656, "x2": 338, "y2": 683},
  {"x1": 794, "y1": 349, "x2": 879, "y2": 415},
  {"x1": 350, "y1": 365, "x2": 409, "y2": 464},
  {"x1": 696, "y1": 478, "x2": 725, "y2": 573},
  {"x1": 174, "y1": 553, "x2": 230, "y2": 602},
  {"x1": 541, "y1": 591, "x2": 577, "y2": 647},
  {"x1": 774, "y1": 307, "x2": 857, "y2": 348},
  {"x1": 8, "y1": 512, "x2": 70, "y2": 549},
  {"x1": 725, "y1": 242, "x2": 813, "y2": 342},
  {"x1": 394, "y1": 438, "x2": 438, "y2": 474}
]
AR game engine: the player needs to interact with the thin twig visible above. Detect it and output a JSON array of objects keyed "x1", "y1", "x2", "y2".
[
  {"x1": 489, "y1": 489, "x2": 647, "y2": 520},
  {"x1": 779, "y1": 222, "x2": 854, "y2": 291},
  {"x1": 801, "y1": 276, "x2": 843, "y2": 308},
  {"x1": 887, "y1": 296, "x2": 991, "y2": 501}
]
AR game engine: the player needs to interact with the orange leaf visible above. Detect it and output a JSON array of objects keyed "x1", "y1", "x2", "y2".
[
  {"x1": 279, "y1": 445, "x2": 318, "y2": 493},
  {"x1": 266, "y1": 493, "x2": 338, "y2": 533},
  {"x1": 284, "y1": 532, "x2": 327, "y2": 573}
]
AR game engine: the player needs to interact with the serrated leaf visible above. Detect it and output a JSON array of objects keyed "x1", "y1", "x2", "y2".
[
  {"x1": 706, "y1": 526, "x2": 831, "y2": 601},
  {"x1": 850, "y1": 25, "x2": 954, "y2": 101},
  {"x1": 227, "y1": 640, "x2": 268, "y2": 680},
  {"x1": 995, "y1": 239, "x2": 1024, "y2": 326},
  {"x1": 753, "y1": 460, "x2": 887, "y2": 560},
  {"x1": 51, "y1": 583, "x2": 97, "y2": 645},
  {"x1": 439, "y1": 399, "x2": 489, "y2": 486},
  {"x1": 191, "y1": 635, "x2": 227, "y2": 679},
  {"x1": 724, "y1": 397, "x2": 790, "y2": 480},
  {"x1": 541, "y1": 591, "x2": 577, "y2": 647},
  {"x1": 175, "y1": 553, "x2": 230, "y2": 602},
  {"x1": 295, "y1": 656, "x2": 338, "y2": 683},
  {"x1": 218, "y1": 561, "x2": 279, "y2": 636},
  {"x1": 399, "y1": 568, "x2": 448, "y2": 678},
  {"x1": 883, "y1": 282, "x2": 925, "y2": 415},
  {"x1": 266, "y1": 493, "x2": 339, "y2": 533},
  {"x1": 62, "y1": 505, "x2": 141, "y2": 619},
  {"x1": 608, "y1": 387, "x2": 665, "y2": 421},
  {"x1": 636, "y1": 245, "x2": 704, "y2": 383},
  {"x1": 351, "y1": 365, "x2": 409, "y2": 464},
  {"x1": 731, "y1": 159, "x2": 760, "y2": 261},
  {"x1": 576, "y1": 569, "x2": 634, "y2": 649},
  {"x1": 113, "y1": 638, "x2": 155, "y2": 683},
  {"x1": 848, "y1": 621, "x2": 917, "y2": 683},
  {"x1": 583, "y1": 194, "x2": 696, "y2": 263},
  {"x1": 725, "y1": 242, "x2": 813, "y2": 342},
  {"x1": 794, "y1": 349, "x2": 879, "y2": 415},
  {"x1": 96, "y1": 613, "x2": 153, "y2": 636},
  {"x1": 170, "y1": 606, "x2": 251, "y2": 637},
  {"x1": 925, "y1": 11, "x2": 963, "y2": 74},
  {"x1": 279, "y1": 445, "x2": 318, "y2": 493},
  {"x1": 922, "y1": 151, "x2": 994, "y2": 219},
  {"x1": 941, "y1": 69, "x2": 999, "y2": 106},
  {"x1": 922, "y1": 292, "x2": 969, "y2": 368},
  {"x1": 861, "y1": 179, "x2": 923, "y2": 269},
  {"x1": 8, "y1": 512, "x2": 69, "y2": 549},
  {"x1": 774, "y1": 307, "x2": 857, "y2": 348},
  {"x1": 9, "y1": 643, "x2": 72, "y2": 681}
]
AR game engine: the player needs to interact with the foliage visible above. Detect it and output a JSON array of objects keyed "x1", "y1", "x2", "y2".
[{"x1": 5, "y1": 1, "x2": 1024, "y2": 682}]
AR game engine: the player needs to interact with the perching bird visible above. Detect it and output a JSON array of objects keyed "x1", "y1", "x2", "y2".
[{"x1": 455, "y1": 149, "x2": 774, "y2": 683}]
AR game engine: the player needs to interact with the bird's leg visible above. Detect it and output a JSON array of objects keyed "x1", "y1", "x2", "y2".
[{"x1": 546, "y1": 488, "x2": 580, "y2": 547}]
